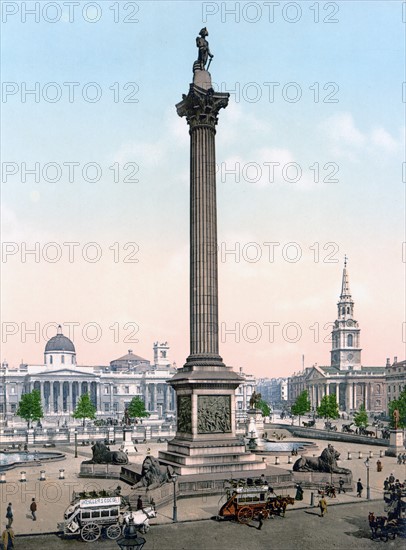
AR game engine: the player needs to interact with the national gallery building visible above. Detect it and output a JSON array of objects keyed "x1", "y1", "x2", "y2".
[{"x1": 0, "y1": 327, "x2": 256, "y2": 424}]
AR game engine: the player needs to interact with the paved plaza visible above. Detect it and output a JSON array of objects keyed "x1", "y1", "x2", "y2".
[
  {"x1": 0, "y1": 430, "x2": 405, "y2": 540},
  {"x1": 18, "y1": 501, "x2": 398, "y2": 550}
]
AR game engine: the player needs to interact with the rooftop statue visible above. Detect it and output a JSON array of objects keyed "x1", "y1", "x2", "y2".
[{"x1": 194, "y1": 27, "x2": 214, "y2": 72}]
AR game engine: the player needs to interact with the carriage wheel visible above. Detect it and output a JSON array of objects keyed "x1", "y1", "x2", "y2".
[
  {"x1": 237, "y1": 506, "x2": 254, "y2": 524},
  {"x1": 106, "y1": 524, "x2": 122, "y2": 540},
  {"x1": 80, "y1": 523, "x2": 101, "y2": 542}
]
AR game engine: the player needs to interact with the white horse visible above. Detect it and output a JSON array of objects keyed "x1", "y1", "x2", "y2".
[{"x1": 121, "y1": 506, "x2": 156, "y2": 533}]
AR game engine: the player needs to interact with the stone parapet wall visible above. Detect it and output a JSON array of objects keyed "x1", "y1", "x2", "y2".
[{"x1": 271, "y1": 424, "x2": 389, "y2": 447}]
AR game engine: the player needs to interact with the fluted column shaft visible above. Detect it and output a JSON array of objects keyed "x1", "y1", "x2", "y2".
[{"x1": 177, "y1": 84, "x2": 229, "y2": 367}]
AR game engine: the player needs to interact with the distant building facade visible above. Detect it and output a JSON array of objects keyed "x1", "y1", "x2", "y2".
[
  {"x1": 386, "y1": 358, "x2": 406, "y2": 404},
  {"x1": 0, "y1": 327, "x2": 177, "y2": 422},
  {"x1": 0, "y1": 328, "x2": 258, "y2": 424},
  {"x1": 257, "y1": 378, "x2": 288, "y2": 408}
]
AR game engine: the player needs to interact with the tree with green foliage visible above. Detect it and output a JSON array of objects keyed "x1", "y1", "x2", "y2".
[
  {"x1": 257, "y1": 399, "x2": 271, "y2": 418},
  {"x1": 72, "y1": 393, "x2": 96, "y2": 426},
  {"x1": 317, "y1": 394, "x2": 339, "y2": 420},
  {"x1": 388, "y1": 388, "x2": 406, "y2": 429},
  {"x1": 127, "y1": 396, "x2": 150, "y2": 422},
  {"x1": 353, "y1": 403, "x2": 369, "y2": 429},
  {"x1": 16, "y1": 389, "x2": 43, "y2": 428},
  {"x1": 291, "y1": 390, "x2": 311, "y2": 426}
]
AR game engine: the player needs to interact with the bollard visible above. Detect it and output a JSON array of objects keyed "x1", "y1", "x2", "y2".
[
  {"x1": 310, "y1": 492, "x2": 314, "y2": 506},
  {"x1": 347, "y1": 451, "x2": 352, "y2": 460},
  {"x1": 20, "y1": 471, "x2": 26, "y2": 483},
  {"x1": 369, "y1": 451, "x2": 373, "y2": 459},
  {"x1": 39, "y1": 470, "x2": 46, "y2": 481},
  {"x1": 275, "y1": 456, "x2": 280, "y2": 465},
  {"x1": 59, "y1": 469, "x2": 65, "y2": 480},
  {"x1": 288, "y1": 455, "x2": 292, "y2": 464},
  {"x1": 0, "y1": 472, "x2": 6, "y2": 483},
  {"x1": 358, "y1": 451, "x2": 363, "y2": 459},
  {"x1": 379, "y1": 450, "x2": 384, "y2": 458}
]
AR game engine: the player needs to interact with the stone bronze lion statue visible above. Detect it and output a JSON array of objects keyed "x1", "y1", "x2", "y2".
[
  {"x1": 86, "y1": 441, "x2": 129, "y2": 465},
  {"x1": 292, "y1": 444, "x2": 351, "y2": 474},
  {"x1": 133, "y1": 456, "x2": 174, "y2": 490}
]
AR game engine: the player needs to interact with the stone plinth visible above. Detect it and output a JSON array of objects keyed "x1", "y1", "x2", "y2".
[
  {"x1": 79, "y1": 462, "x2": 122, "y2": 479},
  {"x1": 120, "y1": 428, "x2": 137, "y2": 455},
  {"x1": 385, "y1": 429, "x2": 404, "y2": 457}
]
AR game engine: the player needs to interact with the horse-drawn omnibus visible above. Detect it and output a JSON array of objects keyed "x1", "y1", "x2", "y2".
[
  {"x1": 218, "y1": 480, "x2": 295, "y2": 524},
  {"x1": 59, "y1": 493, "x2": 155, "y2": 542}
]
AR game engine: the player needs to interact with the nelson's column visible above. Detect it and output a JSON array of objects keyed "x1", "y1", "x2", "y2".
[{"x1": 159, "y1": 29, "x2": 265, "y2": 475}]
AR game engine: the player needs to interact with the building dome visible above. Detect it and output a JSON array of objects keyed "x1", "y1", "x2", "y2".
[{"x1": 45, "y1": 325, "x2": 75, "y2": 353}]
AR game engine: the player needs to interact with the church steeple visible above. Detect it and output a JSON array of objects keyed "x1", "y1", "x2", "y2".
[
  {"x1": 331, "y1": 258, "x2": 362, "y2": 371},
  {"x1": 340, "y1": 255, "x2": 351, "y2": 298}
]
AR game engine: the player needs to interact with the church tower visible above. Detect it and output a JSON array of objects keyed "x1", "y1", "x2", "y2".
[{"x1": 330, "y1": 258, "x2": 362, "y2": 371}]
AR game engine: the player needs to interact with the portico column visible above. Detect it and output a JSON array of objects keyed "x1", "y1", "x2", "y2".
[
  {"x1": 326, "y1": 382, "x2": 330, "y2": 396},
  {"x1": 345, "y1": 383, "x2": 352, "y2": 411}
]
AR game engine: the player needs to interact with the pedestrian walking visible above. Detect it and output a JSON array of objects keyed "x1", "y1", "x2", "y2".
[
  {"x1": 2, "y1": 525, "x2": 15, "y2": 549},
  {"x1": 295, "y1": 483, "x2": 304, "y2": 501},
  {"x1": 402, "y1": 453, "x2": 406, "y2": 465},
  {"x1": 356, "y1": 479, "x2": 363, "y2": 498},
  {"x1": 30, "y1": 497, "x2": 37, "y2": 520},
  {"x1": 384, "y1": 478, "x2": 389, "y2": 491},
  {"x1": 338, "y1": 478, "x2": 345, "y2": 494},
  {"x1": 389, "y1": 473, "x2": 395, "y2": 485},
  {"x1": 257, "y1": 511, "x2": 264, "y2": 530},
  {"x1": 398, "y1": 453, "x2": 402, "y2": 465},
  {"x1": 137, "y1": 496, "x2": 143, "y2": 510},
  {"x1": 319, "y1": 496, "x2": 328, "y2": 517},
  {"x1": 5, "y1": 503, "x2": 13, "y2": 527},
  {"x1": 376, "y1": 460, "x2": 382, "y2": 472}
]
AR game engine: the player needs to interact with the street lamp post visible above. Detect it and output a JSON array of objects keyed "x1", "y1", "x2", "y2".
[
  {"x1": 172, "y1": 473, "x2": 178, "y2": 522},
  {"x1": 74, "y1": 429, "x2": 78, "y2": 458},
  {"x1": 364, "y1": 457, "x2": 370, "y2": 499}
]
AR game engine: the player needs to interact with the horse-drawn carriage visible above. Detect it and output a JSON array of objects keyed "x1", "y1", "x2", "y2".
[
  {"x1": 341, "y1": 422, "x2": 355, "y2": 433},
  {"x1": 218, "y1": 479, "x2": 295, "y2": 524},
  {"x1": 59, "y1": 492, "x2": 155, "y2": 542},
  {"x1": 369, "y1": 513, "x2": 399, "y2": 541},
  {"x1": 302, "y1": 419, "x2": 315, "y2": 428},
  {"x1": 324, "y1": 421, "x2": 337, "y2": 431}
]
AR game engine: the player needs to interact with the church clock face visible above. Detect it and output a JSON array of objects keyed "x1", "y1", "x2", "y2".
[
  {"x1": 347, "y1": 353, "x2": 354, "y2": 360},
  {"x1": 346, "y1": 320, "x2": 353, "y2": 327}
]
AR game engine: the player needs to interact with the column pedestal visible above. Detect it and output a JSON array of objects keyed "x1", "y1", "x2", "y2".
[{"x1": 385, "y1": 429, "x2": 404, "y2": 457}]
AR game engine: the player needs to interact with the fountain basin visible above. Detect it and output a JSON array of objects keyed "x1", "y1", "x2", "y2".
[
  {"x1": 0, "y1": 451, "x2": 65, "y2": 471},
  {"x1": 247, "y1": 441, "x2": 316, "y2": 454}
]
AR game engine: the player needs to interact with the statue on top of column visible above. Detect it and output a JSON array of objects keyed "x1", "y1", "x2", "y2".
[{"x1": 194, "y1": 27, "x2": 214, "y2": 72}]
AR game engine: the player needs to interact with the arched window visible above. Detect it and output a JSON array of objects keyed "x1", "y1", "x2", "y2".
[
  {"x1": 347, "y1": 307, "x2": 350, "y2": 314},
  {"x1": 50, "y1": 355, "x2": 53, "y2": 365},
  {"x1": 347, "y1": 334, "x2": 353, "y2": 346},
  {"x1": 376, "y1": 384, "x2": 381, "y2": 393},
  {"x1": 342, "y1": 307, "x2": 345, "y2": 315},
  {"x1": 61, "y1": 355, "x2": 65, "y2": 364}
]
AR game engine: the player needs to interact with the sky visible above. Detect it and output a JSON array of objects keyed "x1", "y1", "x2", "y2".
[{"x1": 1, "y1": 1, "x2": 405, "y2": 378}]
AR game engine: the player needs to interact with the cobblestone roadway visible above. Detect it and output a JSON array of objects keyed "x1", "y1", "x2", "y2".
[{"x1": 18, "y1": 501, "x2": 397, "y2": 550}]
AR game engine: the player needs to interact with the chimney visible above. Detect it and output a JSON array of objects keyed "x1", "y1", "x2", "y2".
[
  {"x1": 386, "y1": 358, "x2": 390, "y2": 367},
  {"x1": 394, "y1": 356, "x2": 398, "y2": 364}
]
